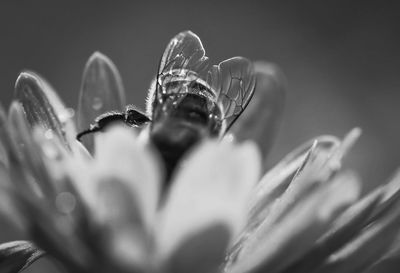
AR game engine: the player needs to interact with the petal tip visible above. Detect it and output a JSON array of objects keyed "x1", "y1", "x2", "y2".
[
  {"x1": 254, "y1": 61, "x2": 287, "y2": 85},
  {"x1": 254, "y1": 61, "x2": 282, "y2": 75},
  {"x1": 87, "y1": 51, "x2": 114, "y2": 68},
  {"x1": 15, "y1": 71, "x2": 40, "y2": 91},
  {"x1": 348, "y1": 127, "x2": 362, "y2": 140}
]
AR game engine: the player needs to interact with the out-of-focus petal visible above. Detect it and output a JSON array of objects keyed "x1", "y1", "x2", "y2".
[
  {"x1": 314, "y1": 188, "x2": 400, "y2": 273},
  {"x1": 77, "y1": 52, "x2": 126, "y2": 153},
  {"x1": 225, "y1": 135, "x2": 339, "y2": 269},
  {"x1": 36, "y1": 72, "x2": 82, "y2": 156},
  {"x1": 365, "y1": 255, "x2": 400, "y2": 273},
  {"x1": 281, "y1": 181, "x2": 384, "y2": 273},
  {"x1": 247, "y1": 135, "x2": 339, "y2": 227},
  {"x1": 92, "y1": 126, "x2": 162, "y2": 228},
  {"x1": 92, "y1": 178, "x2": 151, "y2": 271},
  {"x1": 7, "y1": 102, "x2": 55, "y2": 197},
  {"x1": 14, "y1": 72, "x2": 71, "y2": 149},
  {"x1": 0, "y1": 241, "x2": 44, "y2": 273},
  {"x1": 0, "y1": 103, "x2": 11, "y2": 168},
  {"x1": 369, "y1": 168, "x2": 400, "y2": 222},
  {"x1": 156, "y1": 140, "x2": 261, "y2": 273},
  {"x1": 228, "y1": 129, "x2": 361, "y2": 272},
  {"x1": 311, "y1": 170, "x2": 400, "y2": 273},
  {"x1": 6, "y1": 109, "x2": 95, "y2": 271},
  {"x1": 233, "y1": 171, "x2": 360, "y2": 273},
  {"x1": 325, "y1": 128, "x2": 362, "y2": 173},
  {"x1": 85, "y1": 126, "x2": 162, "y2": 270},
  {"x1": 0, "y1": 166, "x2": 26, "y2": 231},
  {"x1": 0, "y1": 134, "x2": 8, "y2": 168},
  {"x1": 166, "y1": 224, "x2": 230, "y2": 273},
  {"x1": 0, "y1": 103, "x2": 33, "y2": 230},
  {"x1": 230, "y1": 62, "x2": 286, "y2": 162},
  {"x1": 13, "y1": 194, "x2": 93, "y2": 273},
  {"x1": 248, "y1": 137, "x2": 341, "y2": 239},
  {"x1": 29, "y1": 72, "x2": 78, "y2": 149},
  {"x1": 362, "y1": 172, "x2": 400, "y2": 273}
]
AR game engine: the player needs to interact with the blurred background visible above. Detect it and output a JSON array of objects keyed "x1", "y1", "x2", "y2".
[{"x1": 0, "y1": 1, "x2": 399, "y2": 271}]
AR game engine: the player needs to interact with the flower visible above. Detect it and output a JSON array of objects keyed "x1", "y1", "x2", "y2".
[{"x1": 0, "y1": 32, "x2": 400, "y2": 273}]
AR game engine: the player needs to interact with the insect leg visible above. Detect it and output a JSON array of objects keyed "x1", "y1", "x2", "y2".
[
  {"x1": 76, "y1": 111, "x2": 125, "y2": 141},
  {"x1": 124, "y1": 105, "x2": 151, "y2": 126}
]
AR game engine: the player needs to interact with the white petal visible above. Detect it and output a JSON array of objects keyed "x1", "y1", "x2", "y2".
[
  {"x1": 7, "y1": 102, "x2": 55, "y2": 198},
  {"x1": 156, "y1": 140, "x2": 261, "y2": 269},
  {"x1": 91, "y1": 125, "x2": 162, "y2": 229},
  {"x1": 14, "y1": 71, "x2": 75, "y2": 150},
  {"x1": 226, "y1": 129, "x2": 362, "y2": 271},
  {"x1": 92, "y1": 177, "x2": 151, "y2": 270},
  {"x1": 277, "y1": 185, "x2": 384, "y2": 273},
  {"x1": 232, "y1": 171, "x2": 360, "y2": 273},
  {"x1": 246, "y1": 136, "x2": 341, "y2": 243},
  {"x1": 77, "y1": 52, "x2": 126, "y2": 153},
  {"x1": 317, "y1": 195, "x2": 400, "y2": 273},
  {"x1": 247, "y1": 135, "x2": 340, "y2": 227}
]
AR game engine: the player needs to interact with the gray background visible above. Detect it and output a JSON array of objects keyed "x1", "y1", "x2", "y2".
[{"x1": 0, "y1": 1, "x2": 399, "y2": 272}]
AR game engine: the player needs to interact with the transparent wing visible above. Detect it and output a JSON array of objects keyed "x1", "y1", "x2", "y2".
[
  {"x1": 157, "y1": 31, "x2": 210, "y2": 94},
  {"x1": 157, "y1": 31, "x2": 256, "y2": 132},
  {"x1": 208, "y1": 57, "x2": 256, "y2": 130}
]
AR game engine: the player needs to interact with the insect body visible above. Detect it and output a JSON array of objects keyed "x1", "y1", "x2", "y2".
[{"x1": 77, "y1": 31, "x2": 256, "y2": 181}]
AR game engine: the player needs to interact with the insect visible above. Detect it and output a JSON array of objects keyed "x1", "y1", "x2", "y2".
[{"x1": 77, "y1": 31, "x2": 256, "y2": 181}]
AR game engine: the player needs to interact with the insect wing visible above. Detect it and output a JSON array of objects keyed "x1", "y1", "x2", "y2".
[
  {"x1": 156, "y1": 32, "x2": 256, "y2": 132},
  {"x1": 157, "y1": 31, "x2": 210, "y2": 96},
  {"x1": 210, "y1": 57, "x2": 256, "y2": 130}
]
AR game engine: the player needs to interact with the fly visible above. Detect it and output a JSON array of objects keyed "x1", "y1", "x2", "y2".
[{"x1": 77, "y1": 31, "x2": 256, "y2": 182}]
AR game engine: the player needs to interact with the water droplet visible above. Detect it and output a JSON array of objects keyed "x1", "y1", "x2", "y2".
[
  {"x1": 92, "y1": 97, "x2": 103, "y2": 111},
  {"x1": 224, "y1": 133, "x2": 235, "y2": 143},
  {"x1": 59, "y1": 108, "x2": 75, "y2": 123},
  {"x1": 44, "y1": 129, "x2": 54, "y2": 139},
  {"x1": 42, "y1": 142, "x2": 60, "y2": 160},
  {"x1": 55, "y1": 192, "x2": 76, "y2": 214}
]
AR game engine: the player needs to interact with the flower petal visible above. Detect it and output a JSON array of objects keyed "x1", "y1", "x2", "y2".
[
  {"x1": 281, "y1": 182, "x2": 384, "y2": 272},
  {"x1": 0, "y1": 135, "x2": 8, "y2": 168},
  {"x1": 92, "y1": 178, "x2": 151, "y2": 271},
  {"x1": 84, "y1": 126, "x2": 162, "y2": 270},
  {"x1": 156, "y1": 140, "x2": 261, "y2": 272},
  {"x1": 167, "y1": 223, "x2": 230, "y2": 273},
  {"x1": 227, "y1": 129, "x2": 361, "y2": 272},
  {"x1": 233, "y1": 171, "x2": 360, "y2": 273},
  {"x1": 6, "y1": 109, "x2": 96, "y2": 270},
  {"x1": 369, "y1": 168, "x2": 400, "y2": 222},
  {"x1": 77, "y1": 52, "x2": 126, "y2": 153},
  {"x1": 230, "y1": 62, "x2": 286, "y2": 161},
  {"x1": 92, "y1": 125, "x2": 162, "y2": 229},
  {"x1": 0, "y1": 167, "x2": 26, "y2": 231},
  {"x1": 0, "y1": 103, "x2": 36, "y2": 229},
  {"x1": 247, "y1": 135, "x2": 340, "y2": 228},
  {"x1": 283, "y1": 170, "x2": 400, "y2": 273},
  {"x1": 0, "y1": 241, "x2": 44, "y2": 273},
  {"x1": 14, "y1": 72, "x2": 71, "y2": 149},
  {"x1": 314, "y1": 192, "x2": 400, "y2": 273},
  {"x1": 14, "y1": 194, "x2": 94, "y2": 272},
  {"x1": 365, "y1": 256, "x2": 400, "y2": 273},
  {"x1": 7, "y1": 102, "x2": 56, "y2": 197},
  {"x1": 247, "y1": 137, "x2": 341, "y2": 240},
  {"x1": 226, "y1": 136, "x2": 340, "y2": 269},
  {"x1": 0, "y1": 103, "x2": 12, "y2": 168},
  {"x1": 30, "y1": 72, "x2": 78, "y2": 148}
]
